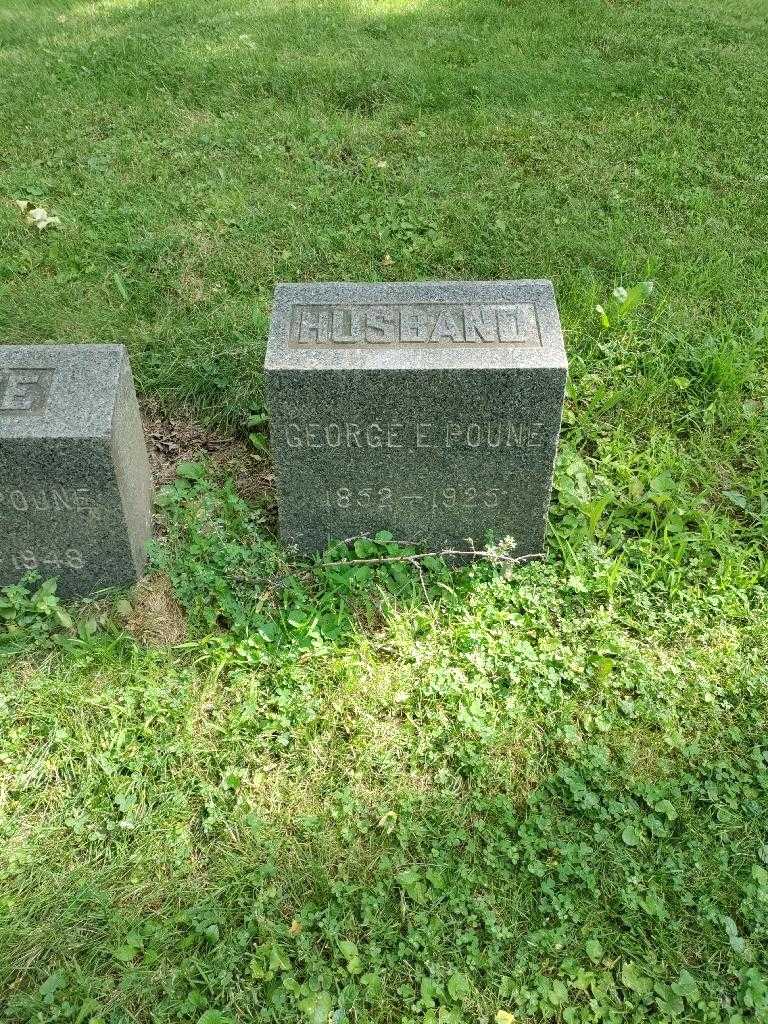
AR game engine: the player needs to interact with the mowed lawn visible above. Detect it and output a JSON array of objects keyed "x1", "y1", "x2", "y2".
[{"x1": 1, "y1": 0, "x2": 768, "y2": 1021}]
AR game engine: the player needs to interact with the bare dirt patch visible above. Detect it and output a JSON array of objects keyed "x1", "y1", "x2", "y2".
[{"x1": 141, "y1": 400, "x2": 274, "y2": 504}]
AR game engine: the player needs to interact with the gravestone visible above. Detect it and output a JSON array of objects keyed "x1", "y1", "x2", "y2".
[
  {"x1": 265, "y1": 280, "x2": 567, "y2": 557},
  {"x1": 0, "y1": 344, "x2": 152, "y2": 596}
]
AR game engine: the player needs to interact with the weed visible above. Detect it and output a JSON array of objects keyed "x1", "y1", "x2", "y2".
[
  {"x1": 0, "y1": 577, "x2": 72, "y2": 654},
  {"x1": 151, "y1": 463, "x2": 452, "y2": 647}
]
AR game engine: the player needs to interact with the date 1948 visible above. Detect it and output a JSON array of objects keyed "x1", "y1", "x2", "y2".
[{"x1": 10, "y1": 548, "x2": 85, "y2": 572}]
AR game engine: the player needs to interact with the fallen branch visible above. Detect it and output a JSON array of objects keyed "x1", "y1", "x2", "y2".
[{"x1": 317, "y1": 549, "x2": 544, "y2": 570}]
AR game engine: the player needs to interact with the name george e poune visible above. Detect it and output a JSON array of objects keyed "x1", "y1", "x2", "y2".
[{"x1": 282, "y1": 418, "x2": 548, "y2": 451}]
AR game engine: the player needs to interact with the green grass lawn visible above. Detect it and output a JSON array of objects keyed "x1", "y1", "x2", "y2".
[{"x1": 1, "y1": 0, "x2": 768, "y2": 1021}]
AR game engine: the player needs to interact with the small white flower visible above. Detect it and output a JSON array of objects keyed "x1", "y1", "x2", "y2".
[{"x1": 26, "y1": 207, "x2": 61, "y2": 230}]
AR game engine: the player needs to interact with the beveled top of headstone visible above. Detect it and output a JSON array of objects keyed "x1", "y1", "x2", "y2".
[
  {"x1": 0, "y1": 344, "x2": 128, "y2": 438},
  {"x1": 265, "y1": 279, "x2": 567, "y2": 372}
]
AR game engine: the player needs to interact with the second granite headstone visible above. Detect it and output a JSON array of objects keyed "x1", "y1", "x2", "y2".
[
  {"x1": 0, "y1": 344, "x2": 152, "y2": 596},
  {"x1": 265, "y1": 280, "x2": 567, "y2": 558}
]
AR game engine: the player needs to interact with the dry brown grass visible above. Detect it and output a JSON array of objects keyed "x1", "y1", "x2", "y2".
[{"x1": 124, "y1": 574, "x2": 189, "y2": 647}]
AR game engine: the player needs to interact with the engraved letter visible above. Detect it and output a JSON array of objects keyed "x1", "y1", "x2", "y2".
[
  {"x1": 445, "y1": 423, "x2": 463, "y2": 448},
  {"x1": 331, "y1": 307, "x2": 365, "y2": 345},
  {"x1": 496, "y1": 306, "x2": 522, "y2": 341},
  {"x1": 299, "y1": 306, "x2": 321, "y2": 343},
  {"x1": 507, "y1": 303, "x2": 540, "y2": 345},
  {"x1": 506, "y1": 422, "x2": 525, "y2": 448},
  {"x1": 285, "y1": 423, "x2": 302, "y2": 448},
  {"x1": 292, "y1": 305, "x2": 329, "y2": 344},
  {"x1": 486, "y1": 423, "x2": 502, "y2": 448},
  {"x1": 416, "y1": 423, "x2": 433, "y2": 448},
  {"x1": 365, "y1": 307, "x2": 398, "y2": 343},
  {"x1": 74, "y1": 488, "x2": 94, "y2": 511},
  {"x1": 527, "y1": 422, "x2": 544, "y2": 449},
  {"x1": 345, "y1": 423, "x2": 362, "y2": 448},
  {"x1": 10, "y1": 490, "x2": 28, "y2": 512},
  {"x1": 387, "y1": 423, "x2": 404, "y2": 449},
  {"x1": 430, "y1": 311, "x2": 461, "y2": 343},
  {"x1": 305, "y1": 424, "x2": 323, "y2": 449},
  {"x1": 30, "y1": 489, "x2": 51, "y2": 512},
  {"x1": 11, "y1": 375, "x2": 47, "y2": 411},
  {"x1": 0, "y1": 369, "x2": 54, "y2": 413},
  {"x1": 400, "y1": 307, "x2": 427, "y2": 343},
  {"x1": 325, "y1": 423, "x2": 342, "y2": 447},
  {"x1": 466, "y1": 423, "x2": 482, "y2": 447},
  {"x1": 463, "y1": 305, "x2": 500, "y2": 342},
  {"x1": 366, "y1": 422, "x2": 383, "y2": 448},
  {"x1": 51, "y1": 488, "x2": 74, "y2": 512}
]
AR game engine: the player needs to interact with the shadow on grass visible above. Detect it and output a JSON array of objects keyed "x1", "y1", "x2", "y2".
[{"x1": 0, "y1": 579, "x2": 767, "y2": 1019}]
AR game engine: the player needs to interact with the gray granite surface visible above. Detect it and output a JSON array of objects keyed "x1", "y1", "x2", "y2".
[
  {"x1": 0, "y1": 344, "x2": 152, "y2": 596},
  {"x1": 265, "y1": 281, "x2": 568, "y2": 557}
]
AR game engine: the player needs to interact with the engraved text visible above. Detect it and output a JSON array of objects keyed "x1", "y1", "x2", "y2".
[
  {"x1": 289, "y1": 303, "x2": 541, "y2": 347},
  {"x1": 0, "y1": 368, "x2": 54, "y2": 415}
]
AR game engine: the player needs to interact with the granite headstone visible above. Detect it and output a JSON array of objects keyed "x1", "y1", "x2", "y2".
[
  {"x1": 264, "y1": 280, "x2": 567, "y2": 557},
  {"x1": 0, "y1": 344, "x2": 152, "y2": 596}
]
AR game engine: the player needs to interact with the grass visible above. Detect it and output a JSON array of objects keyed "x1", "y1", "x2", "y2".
[{"x1": 1, "y1": 0, "x2": 768, "y2": 1021}]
